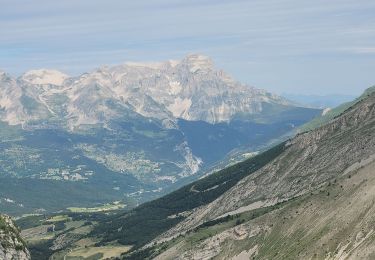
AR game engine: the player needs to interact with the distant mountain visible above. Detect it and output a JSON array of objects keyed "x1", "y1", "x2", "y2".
[
  {"x1": 21, "y1": 69, "x2": 68, "y2": 86},
  {"x1": 0, "y1": 55, "x2": 320, "y2": 215},
  {"x1": 283, "y1": 93, "x2": 356, "y2": 108},
  {"x1": 2, "y1": 55, "x2": 299, "y2": 127},
  {"x1": 79, "y1": 87, "x2": 375, "y2": 259}
]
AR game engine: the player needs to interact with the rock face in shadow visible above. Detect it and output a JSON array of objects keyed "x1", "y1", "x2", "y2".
[{"x1": 0, "y1": 214, "x2": 30, "y2": 260}]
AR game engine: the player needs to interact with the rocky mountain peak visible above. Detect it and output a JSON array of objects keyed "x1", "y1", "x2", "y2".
[
  {"x1": 21, "y1": 69, "x2": 68, "y2": 85},
  {"x1": 179, "y1": 54, "x2": 214, "y2": 73},
  {"x1": 0, "y1": 55, "x2": 301, "y2": 127}
]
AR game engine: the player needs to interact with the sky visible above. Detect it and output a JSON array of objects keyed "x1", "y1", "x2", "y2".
[{"x1": 1, "y1": 0, "x2": 375, "y2": 96}]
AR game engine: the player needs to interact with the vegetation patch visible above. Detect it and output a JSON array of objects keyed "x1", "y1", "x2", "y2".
[
  {"x1": 45, "y1": 215, "x2": 71, "y2": 223},
  {"x1": 66, "y1": 245, "x2": 131, "y2": 259},
  {"x1": 67, "y1": 201, "x2": 125, "y2": 213}
]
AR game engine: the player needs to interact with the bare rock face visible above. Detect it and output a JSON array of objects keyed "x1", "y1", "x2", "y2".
[
  {"x1": 0, "y1": 214, "x2": 30, "y2": 260},
  {"x1": 21, "y1": 69, "x2": 68, "y2": 86},
  {"x1": 0, "y1": 54, "x2": 293, "y2": 128}
]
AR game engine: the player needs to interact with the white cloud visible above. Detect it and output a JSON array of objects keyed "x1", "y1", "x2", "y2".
[{"x1": 341, "y1": 47, "x2": 375, "y2": 54}]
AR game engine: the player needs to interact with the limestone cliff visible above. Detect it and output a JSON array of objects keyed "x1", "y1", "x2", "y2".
[{"x1": 0, "y1": 214, "x2": 30, "y2": 260}]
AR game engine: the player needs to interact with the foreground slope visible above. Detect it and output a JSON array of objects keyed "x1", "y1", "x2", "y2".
[
  {"x1": 99, "y1": 88, "x2": 375, "y2": 259},
  {"x1": 155, "y1": 159, "x2": 375, "y2": 259}
]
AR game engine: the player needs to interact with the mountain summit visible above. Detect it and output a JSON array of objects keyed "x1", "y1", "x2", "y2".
[
  {"x1": 21, "y1": 69, "x2": 68, "y2": 86},
  {"x1": 1, "y1": 54, "x2": 293, "y2": 128}
]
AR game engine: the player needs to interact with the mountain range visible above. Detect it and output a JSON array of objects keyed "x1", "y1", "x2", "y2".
[
  {"x1": 0, "y1": 54, "x2": 320, "y2": 215},
  {"x1": 1, "y1": 54, "x2": 296, "y2": 127}
]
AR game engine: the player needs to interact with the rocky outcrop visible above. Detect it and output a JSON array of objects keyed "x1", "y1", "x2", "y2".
[{"x1": 0, "y1": 214, "x2": 30, "y2": 260}]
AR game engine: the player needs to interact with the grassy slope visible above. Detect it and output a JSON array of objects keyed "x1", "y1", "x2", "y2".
[
  {"x1": 18, "y1": 211, "x2": 112, "y2": 259},
  {"x1": 227, "y1": 160, "x2": 375, "y2": 259}
]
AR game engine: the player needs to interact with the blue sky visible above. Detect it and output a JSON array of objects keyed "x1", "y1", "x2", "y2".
[{"x1": 1, "y1": 0, "x2": 375, "y2": 95}]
